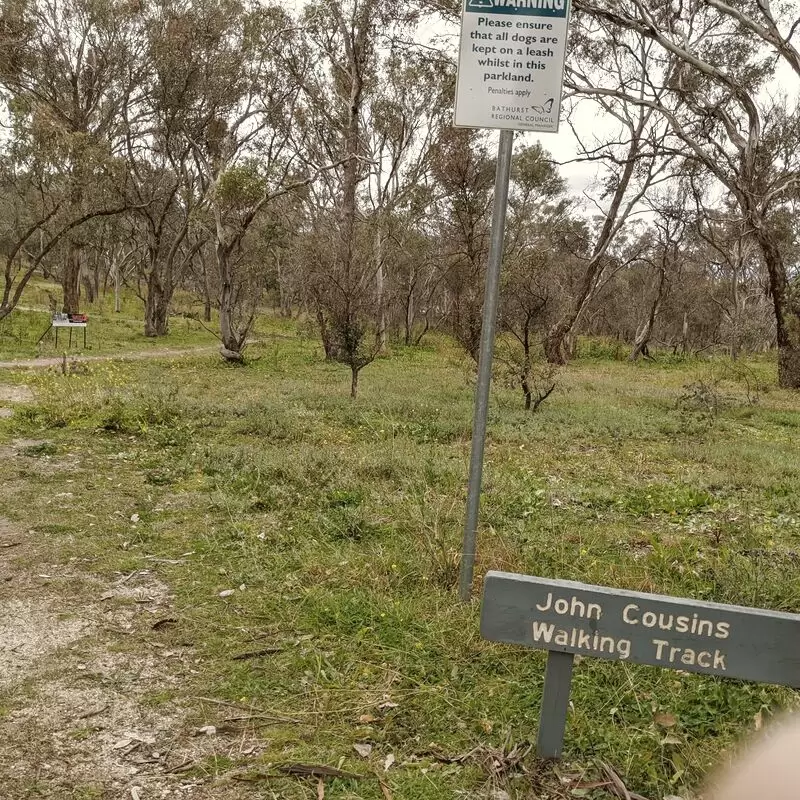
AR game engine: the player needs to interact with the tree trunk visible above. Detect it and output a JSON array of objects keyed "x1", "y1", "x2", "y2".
[
  {"x1": 317, "y1": 306, "x2": 335, "y2": 359},
  {"x1": 40, "y1": 230, "x2": 50, "y2": 279},
  {"x1": 629, "y1": 324, "x2": 651, "y2": 361},
  {"x1": 376, "y1": 227, "x2": 386, "y2": 350},
  {"x1": 331, "y1": 2, "x2": 370, "y2": 380},
  {"x1": 62, "y1": 161, "x2": 84, "y2": 313},
  {"x1": 201, "y1": 252, "x2": 213, "y2": 323},
  {"x1": 350, "y1": 366, "x2": 359, "y2": 399},
  {"x1": 144, "y1": 271, "x2": 170, "y2": 336},
  {"x1": 681, "y1": 311, "x2": 689, "y2": 354},
  {"x1": 219, "y1": 289, "x2": 237, "y2": 353},
  {"x1": 630, "y1": 267, "x2": 666, "y2": 361},
  {"x1": 752, "y1": 227, "x2": 800, "y2": 388},
  {"x1": 778, "y1": 346, "x2": 800, "y2": 388},
  {"x1": 102, "y1": 263, "x2": 110, "y2": 297},
  {"x1": 81, "y1": 268, "x2": 96, "y2": 305},
  {"x1": 521, "y1": 321, "x2": 532, "y2": 409},
  {"x1": 403, "y1": 279, "x2": 416, "y2": 346},
  {"x1": 413, "y1": 314, "x2": 431, "y2": 346},
  {"x1": 277, "y1": 256, "x2": 292, "y2": 318},
  {"x1": 93, "y1": 260, "x2": 101, "y2": 302},
  {"x1": 217, "y1": 244, "x2": 241, "y2": 356},
  {"x1": 62, "y1": 243, "x2": 82, "y2": 313},
  {"x1": 522, "y1": 376, "x2": 532, "y2": 410},
  {"x1": 544, "y1": 318, "x2": 570, "y2": 364},
  {"x1": 730, "y1": 260, "x2": 741, "y2": 360},
  {"x1": 114, "y1": 266, "x2": 122, "y2": 314}
]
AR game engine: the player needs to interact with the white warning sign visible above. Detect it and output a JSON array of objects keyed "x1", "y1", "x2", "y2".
[{"x1": 454, "y1": 0, "x2": 572, "y2": 132}]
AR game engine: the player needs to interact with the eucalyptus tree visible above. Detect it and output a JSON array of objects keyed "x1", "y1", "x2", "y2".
[
  {"x1": 177, "y1": 1, "x2": 308, "y2": 360},
  {"x1": 572, "y1": 0, "x2": 800, "y2": 386},
  {"x1": 0, "y1": 130, "x2": 131, "y2": 321},
  {"x1": 123, "y1": 0, "x2": 221, "y2": 337},
  {"x1": 124, "y1": 143, "x2": 205, "y2": 337},
  {"x1": 429, "y1": 127, "x2": 495, "y2": 362},
  {"x1": 363, "y1": 47, "x2": 452, "y2": 347},
  {"x1": 691, "y1": 201, "x2": 774, "y2": 359},
  {"x1": 542, "y1": 30, "x2": 677, "y2": 364},
  {"x1": 497, "y1": 143, "x2": 576, "y2": 406},
  {"x1": 385, "y1": 197, "x2": 444, "y2": 345},
  {"x1": 0, "y1": 0, "x2": 146, "y2": 313},
  {"x1": 297, "y1": 0, "x2": 435, "y2": 396},
  {"x1": 627, "y1": 191, "x2": 688, "y2": 360}
]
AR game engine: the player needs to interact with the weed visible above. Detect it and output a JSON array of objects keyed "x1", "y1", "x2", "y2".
[
  {"x1": 99, "y1": 395, "x2": 129, "y2": 432},
  {"x1": 678, "y1": 361, "x2": 765, "y2": 429},
  {"x1": 19, "y1": 441, "x2": 57, "y2": 457}
]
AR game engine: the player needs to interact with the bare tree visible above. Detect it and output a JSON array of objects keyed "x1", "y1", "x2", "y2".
[
  {"x1": 573, "y1": 0, "x2": 800, "y2": 386},
  {"x1": 690, "y1": 194, "x2": 774, "y2": 360},
  {"x1": 364, "y1": 47, "x2": 451, "y2": 348},
  {"x1": 499, "y1": 144, "x2": 573, "y2": 407},
  {"x1": 430, "y1": 127, "x2": 494, "y2": 361},
  {"x1": 545, "y1": 30, "x2": 677, "y2": 364},
  {"x1": 627, "y1": 188, "x2": 690, "y2": 360}
]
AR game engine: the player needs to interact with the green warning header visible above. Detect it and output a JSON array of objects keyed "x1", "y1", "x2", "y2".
[{"x1": 464, "y1": 0, "x2": 568, "y2": 18}]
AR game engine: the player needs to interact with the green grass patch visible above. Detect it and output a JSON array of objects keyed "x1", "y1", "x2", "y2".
[
  {"x1": 0, "y1": 329, "x2": 798, "y2": 798},
  {"x1": 0, "y1": 277, "x2": 222, "y2": 361}
]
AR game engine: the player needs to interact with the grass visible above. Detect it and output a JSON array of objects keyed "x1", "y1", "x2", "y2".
[
  {"x1": 0, "y1": 277, "x2": 221, "y2": 360},
  {"x1": 0, "y1": 319, "x2": 799, "y2": 798}
]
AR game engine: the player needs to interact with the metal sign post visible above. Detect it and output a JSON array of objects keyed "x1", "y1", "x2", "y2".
[
  {"x1": 454, "y1": 0, "x2": 573, "y2": 601},
  {"x1": 458, "y1": 129, "x2": 514, "y2": 602},
  {"x1": 481, "y1": 571, "x2": 800, "y2": 758}
]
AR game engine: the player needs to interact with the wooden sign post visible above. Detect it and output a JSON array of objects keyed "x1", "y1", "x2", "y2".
[{"x1": 481, "y1": 571, "x2": 800, "y2": 759}]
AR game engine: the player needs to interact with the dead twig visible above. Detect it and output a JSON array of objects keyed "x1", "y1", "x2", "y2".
[
  {"x1": 190, "y1": 696, "x2": 301, "y2": 723},
  {"x1": 599, "y1": 761, "x2": 650, "y2": 800},
  {"x1": 166, "y1": 759, "x2": 196, "y2": 774},
  {"x1": 115, "y1": 569, "x2": 145, "y2": 586},
  {"x1": 571, "y1": 780, "x2": 614, "y2": 791},
  {"x1": 374, "y1": 769, "x2": 393, "y2": 800},
  {"x1": 232, "y1": 647, "x2": 283, "y2": 660},
  {"x1": 278, "y1": 763, "x2": 364, "y2": 780},
  {"x1": 222, "y1": 713, "x2": 293, "y2": 724},
  {"x1": 218, "y1": 717, "x2": 297, "y2": 734},
  {"x1": 379, "y1": 780, "x2": 393, "y2": 800},
  {"x1": 75, "y1": 704, "x2": 109, "y2": 720}
]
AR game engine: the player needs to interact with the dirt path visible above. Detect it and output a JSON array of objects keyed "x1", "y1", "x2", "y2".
[
  {"x1": 0, "y1": 514, "x2": 256, "y2": 799},
  {"x1": 0, "y1": 433, "x2": 259, "y2": 798},
  {"x1": 0, "y1": 347, "x2": 279, "y2": 797},
  {"x1": 0, "y1": 345, "x2": 220, "y2": 371}
]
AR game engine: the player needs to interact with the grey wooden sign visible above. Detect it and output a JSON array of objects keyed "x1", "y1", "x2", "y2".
[
  {"x1": 482, "y1": 571, "x2": 800, "y2": 686},
  {"x1": 481, "y1": 571, "x2": 800, "y2": 758}
]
